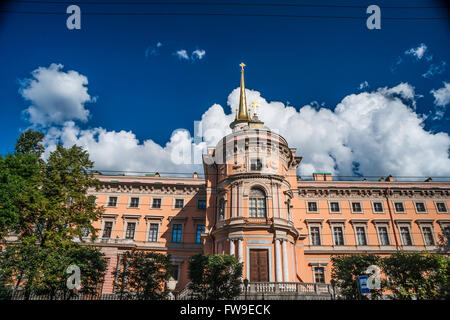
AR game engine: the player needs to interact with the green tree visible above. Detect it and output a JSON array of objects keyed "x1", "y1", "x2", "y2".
[
  {"x1": 188, "y1": 254, "x2": 242, "y2": 300},
  {"x1": 331, "y1": 254, "x2": 383, "y2": 300},
  {"x1": 382, "y1": 252, "x2": 449, "y2": 300},
  {"x1": 0, "y1": 130, "x2": 107, "y2": 299},
  {"x1": 114, "y1": 251, "x2": 172, "y2": 300}
]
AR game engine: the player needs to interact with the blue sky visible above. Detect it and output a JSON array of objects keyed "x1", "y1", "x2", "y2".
[{"x1": 0, "y1": 0, "x2": 449, "y2": 177}]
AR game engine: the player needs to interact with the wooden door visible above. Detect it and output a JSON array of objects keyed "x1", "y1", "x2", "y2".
[{"x1": 249, "y1": 249, "x2": 269, "y2": 282}]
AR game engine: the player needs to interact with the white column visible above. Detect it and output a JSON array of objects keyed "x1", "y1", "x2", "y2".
[
  {"x1": 282, "y1": 239, "x2": 289, "y2": 282},
  {"x1": 274, "y1": 239, "x2": 283, "y2": 282},
  {"x1": 271, "y1": 183, "x2": 278, "y2": 218},
  {"x1": 291, "y1": 243, "x2": 296, "y2": 282},
  {"x1": 231, "y1": 184, "x2": 237, "y2": 218},
  {"x1": 238, "y1": 182, "x2": 244, "y2": 217},
  {"x1": 238, "y1": 238, "x2": 244, "y2": 263},
  {"x1": 230, "y1": 239, "x2": 235, "y2": 256},
  {"x1": 277, "y1": 185, "x2": 283, "y2": 219}
]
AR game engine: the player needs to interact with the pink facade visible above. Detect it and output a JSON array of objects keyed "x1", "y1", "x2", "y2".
[{"x1": 88, "y1": 65, "x2": 450, "y2": 294}]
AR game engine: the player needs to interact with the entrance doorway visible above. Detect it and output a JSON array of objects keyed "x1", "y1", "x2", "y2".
[{"x1": 249, "y1": 249, "x2": 269, "y2": 282}]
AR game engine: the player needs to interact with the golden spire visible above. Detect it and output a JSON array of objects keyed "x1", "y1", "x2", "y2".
[{"x1": 237, "y1": 62, "x2": 251, "y2": 121}]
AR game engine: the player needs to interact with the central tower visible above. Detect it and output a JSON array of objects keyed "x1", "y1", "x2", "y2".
[{"x1": 202, "y1": 63, "x2": 302, "y2": 283}]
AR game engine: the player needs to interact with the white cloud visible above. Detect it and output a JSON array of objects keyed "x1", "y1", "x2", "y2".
[
  {"x1": 19, "y1": 63, "x2": 94, "y2": 126},
  {"x1": 405, "y1": 43, "x2": 428, "y2": 59},
  {"x1": 430, "y1": 82, "x2": 450, "y2": 120},
  {"x1": 175, "y1": 49, "x2": 190, "y2": 60},
  {"x1": 431, "y1": 82, "x2": 450, "y2": 107},
  {"x1": 192, "y1": 49, "x2": 206, "y2": 60},
  {"x1": 33, "y1": 69, "x2": 449, "y2": 178},
  {"x1": 423, "y1": 61, "x2": 447, "y2": 78},
  {"x1": 358, "y1": 81, "x2": 369, "y2": 90}
]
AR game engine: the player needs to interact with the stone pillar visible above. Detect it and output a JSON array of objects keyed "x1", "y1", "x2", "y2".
[
  {"x1": 238, "y1": 182, "x2": 244, "y2": 217},
  {"x1": 229, "y1": 239, "x2": 235, "y2": 256},
  {"x1": 274, "y1": 239, "x2": 283, "y2": 282},
  {"x1": 282, "y1": 239, "x2": 289, "y2": 282},
  {"x1": 231, "y1": 183, "x2": 237, "y2": 218},
  {"x1": 238, "y1": 238, "x2": 244, "y2": 263},
  {"x1": 271, "y1": 183, "x2": 278, "y2": 218}
]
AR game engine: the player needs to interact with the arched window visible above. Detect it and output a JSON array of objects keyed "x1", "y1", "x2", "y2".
[
  {"x1": 249, "y1": 188, "x2": 266, "y2": 217},
  {"x1": 218, "y1": 199, "x2": 225, "y2": 221}
]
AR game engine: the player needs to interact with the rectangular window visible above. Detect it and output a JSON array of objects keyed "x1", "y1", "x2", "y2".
[
  {"x1": 130, "y1": 197, "x2": 139, "y2": 208},
  {"x1": 333, "y1": 226, "x2": 344, "y2": 246},
  {"x1": 172, "y1": 265, "x2": 179, "y2": 281},
  {"x1": 125, "y1": 222, "x2": 136, "y2": 239},
  {"x1": 172, "y1": 224, "x2": 182, "y2": 242},
  {"x1": 329, "y1": 202, "x2": 340, "y2": 213},
  {"x1": 196, "y1": 225, "x2": 205, "y2": 243},
  {"x1": 307, "y1": 201, "x2": 318, "y2": 212},
  {"x1": 400, "y1": 227, "x2": 412, "y2": 246},
  {"x1": 313, "y1": 267, "x2": 325, "y2": 283},
  {"x1": 175, "y1": 199, "x2": 184, "y2": 209},
  {"x1": 394, "y1": 202, "x2": 405, "y2": 213},
  {"x1": 377, "y1": 226, "x2": 390, "y2": 246},
  {"x1": 351, "y1": 202, "x2": 362, "y2": 213},
  {"x1": 415, "y1": 202, "x2": 426, "y2": 213},
  {"x1": 436, "y1": 202, "x2": 447, "y2": 213},
  {"x1": 356, "y1": 227, "x2": 367, "y2": 246},
  {"x1": 422, "y1": 226, "x2": 435, "y2": 246},
  {"x1": 152, "y1": 198, "x2": 161, "y2": 209},
  {"x1": 250, "y1": 159, "x2": 263, "y2": 171},
  {"x1": 310, "y1": 227, "x2": 321, "y2": 246},
  {"x1": 373, "y1": 202, "x2": 383, "y2": 213},
  {"x1": 148, "y1": 223, "x2": 159, "y2": 242},
  {"x1": 102, "y1": 221, "x2": 113, "y2": 238},
  {"x1": 197, "y1": 200, "x2": 207, "y2": 209},
  {"x1": 107, "y1": 196, "x2": 117, "y2": 207},
  {"x1": 444, "y1": 227, "x2": 450, "y2": 244}
]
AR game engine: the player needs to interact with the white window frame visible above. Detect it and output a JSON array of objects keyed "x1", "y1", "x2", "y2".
[
  {"x1": 128, "y1": 196, "x2": 140, "y2": 209},
  {"x1": 413, "y1": 200, "x2": 428, "y2": 214},
  {"x1": 173, "y1": 198, "x2": 186, "y2": 210},
  {"x1": 371, "y1": 200, "x2": 385, "y2": 214},
  {"x1": 328, "y1": 200, "x2": 341, "y2": 214},
  {"x1": 392, "y1": 200, "x2": 406, "y2": 214},
  {"x1": 372, "y1": 220, "x2": 392, "y2": 247},
  {"x1": 354, "y1": 224, "x2": 369, "y2": 246},
  {"x1": 306, "y1": 201, "x2": 319, "y2": 213},
  {"x1": 100, "y1": 213, "x2": 117, "y2": 239},
  {"x1": 332, "y1": 225, "x2": 345, "y2": 246},
  {"x1": 434, "y1": 201, "x2": 448, "y2": 214},
  {"x1": 150, "y1": 197, "x2": 163, "y2": 209},
  {"x1": 107, "y1": 196, "x2": 119, "y2": 207},
  {"x1": 312, "y1": 266, "x2": 326, "y2": 284},
  {"x1": 145, "y1": 215, "x2": 164, "y2": 243},
  {"x1": 350, "y1": 201, "x2": 363, "y2": 214},
  {"x1": 396, "y1": 222, "x2": 414, "y2": 246}
]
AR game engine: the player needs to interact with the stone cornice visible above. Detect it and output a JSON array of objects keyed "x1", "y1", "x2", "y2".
[{"x1": 92, "y1": 180, "x2": 206, "y2": 196}]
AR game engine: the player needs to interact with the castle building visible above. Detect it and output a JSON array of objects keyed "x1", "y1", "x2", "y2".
[{"x1": 89, "y1": 64, "x2": 450, "y2": 295}]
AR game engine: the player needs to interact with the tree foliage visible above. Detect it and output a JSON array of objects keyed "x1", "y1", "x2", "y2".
[
  {"x1": 331, "y1": 252, "x2": 449, "y2": 300},
  {"x1": 188, "y1": 254, "x2": 242, "y2": 300},
  {"x1": 331, "y1": 254, "x2": 383, "y2": 300},
  {"x1": 382, "y1": 252, "x2": 449, "y2": 300},
  {"x1": 114, "y1": 251, "x2": 172, "y2": 300},
  {"x1": 0, "y1": 130, "x2": 107, "y2": 299}
]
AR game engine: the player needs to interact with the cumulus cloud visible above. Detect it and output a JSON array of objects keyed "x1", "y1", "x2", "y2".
[
  {"x1": 27, "y1": 65, "x2": 448, "y2": 178},
  {"x1": 431, "y1": 82, "x2": 450, "y2": 107},
  {"x1": 41, "y1": 83, "x2": 450, "y2": 178},
  {"x1": 430, "y1": 82, "x2": 450, "y2": 120},
  {"x1": 405, "y1": 43, "x2": 428, "y2": 60},
  {"x1": 19, "y1": 63, "x2": 94, "y2": 126}
]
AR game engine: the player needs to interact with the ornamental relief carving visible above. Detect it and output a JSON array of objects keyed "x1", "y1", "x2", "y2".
[{"x1": 297, "y1": 187, "x2": 449, "y2": 199}]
